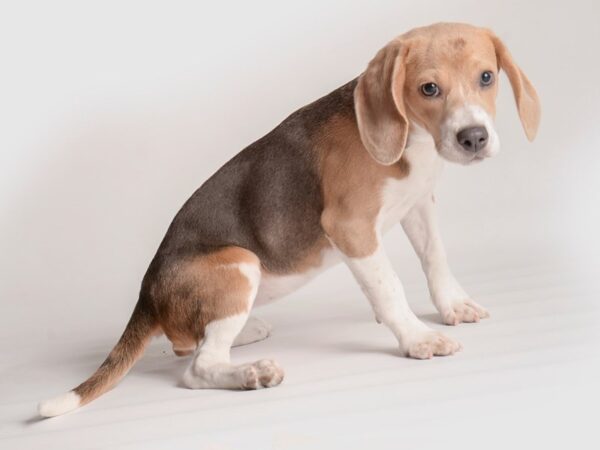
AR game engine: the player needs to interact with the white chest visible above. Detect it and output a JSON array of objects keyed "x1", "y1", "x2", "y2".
[{"x1": 378, "y1": 131, "x2": 443, "y2": 234}]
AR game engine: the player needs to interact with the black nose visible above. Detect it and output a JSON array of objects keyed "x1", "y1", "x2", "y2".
[{"x1": 456, "y1": 126, "x2": 488, "y2": 152}]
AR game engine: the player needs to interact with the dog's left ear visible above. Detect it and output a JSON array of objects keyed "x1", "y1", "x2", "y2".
[
  {"x1": 354, "y1": 40, "x2": 410, "y2": 165},
  {"x1": 490, "y1": 34, "x2": 541, "y2": 141}
]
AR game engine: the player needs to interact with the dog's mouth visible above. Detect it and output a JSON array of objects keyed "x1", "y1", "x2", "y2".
[
  {"x1": 470, "y1": 152, "x2": 490, "y2": 163},
  {"x1": 435, "y1": 144, "x2": 496, "y2": 165},
  {"x1": 436, "y1": 129, "x2": 500, "y2": 165}
]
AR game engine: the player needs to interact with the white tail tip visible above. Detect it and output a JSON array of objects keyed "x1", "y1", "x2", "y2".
[{"x1": 38, "y1": 391, "x2": 81, "y2": 417}]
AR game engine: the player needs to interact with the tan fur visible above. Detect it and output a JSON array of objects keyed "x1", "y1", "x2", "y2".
[
  {"x1": 155, "y1": 247, "x2": 260, "y2": 354},
  {"x1": 320, "y1": 114, "x2": 409, "y2": 258},
  {"x1": 489, "y1": 33, "x2": 541, "y2": 140},
  {"x1": 401, "y1": 25, "x2": 501, "y2": 145},
  {"x1": 354, "y1": 40, "x2": 410, "y2": 166},
  {"x1": 409, "y1": 25, "x2": 537, "y2": 140}
]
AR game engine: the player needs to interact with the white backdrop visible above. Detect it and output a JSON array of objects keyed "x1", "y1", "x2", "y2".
[{"x1": 3, "y1": 0, "x2": 598, "y2": 339}]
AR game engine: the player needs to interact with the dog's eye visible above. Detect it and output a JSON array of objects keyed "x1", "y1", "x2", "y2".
[
  {"x1": 420, "y1": 82, "x2": 440, "y2": 97},
  {"x1": 480, "y1": 71, "x2": 494, "y2": 86}
]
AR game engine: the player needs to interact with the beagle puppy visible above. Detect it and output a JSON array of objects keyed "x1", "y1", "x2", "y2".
[{"x1": 39, "y1": 22, "x2": 540, "y2": 417}]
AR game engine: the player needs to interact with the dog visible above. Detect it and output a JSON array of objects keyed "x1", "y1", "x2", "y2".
[{"x1": 39, "y1": 22, "x2": 540, "y2": 417}]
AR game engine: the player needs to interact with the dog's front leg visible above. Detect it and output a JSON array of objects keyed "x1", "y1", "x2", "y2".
[
  {"x1": 337, "y1": 241, "x2": 461, "y2": 359},
  {"x1": 401, "y1": 194, "x2": 489, "y2": 325}
]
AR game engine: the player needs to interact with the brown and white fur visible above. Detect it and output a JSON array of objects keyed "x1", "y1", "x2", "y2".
[{"x1": 38, "y1": 23, "x2": 540, "y2": 417}]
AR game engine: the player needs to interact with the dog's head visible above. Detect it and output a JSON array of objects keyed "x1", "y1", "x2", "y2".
[{"x1": 354, "y1": 23, "x2": 541, "y2": 165}]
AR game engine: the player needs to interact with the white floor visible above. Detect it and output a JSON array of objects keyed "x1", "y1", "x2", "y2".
[{"x1": 1, "y1": 243, "x2": 599, "y2": 450}]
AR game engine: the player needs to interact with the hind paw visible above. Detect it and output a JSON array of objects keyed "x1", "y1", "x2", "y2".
[{"x1": 240, "y1": 359, "x2": 284, "y2": 389}]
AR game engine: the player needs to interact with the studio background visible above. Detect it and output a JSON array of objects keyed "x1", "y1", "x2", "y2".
[{"x1": 1, "y1": 1, "x2": 598, "y2": 449}]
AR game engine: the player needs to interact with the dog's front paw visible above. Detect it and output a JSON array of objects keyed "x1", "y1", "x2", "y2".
[
  {"x1": 441, "y1": 299, "x2": 489, "y2": 326},
  {"x1": 402, "y1": 329, "x2": 462, "y2": 359}
]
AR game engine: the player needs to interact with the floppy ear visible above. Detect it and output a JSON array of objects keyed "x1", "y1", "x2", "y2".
[
  {"x1": 354, "y1": 40, "x2": 409, "y2": 165},
  {"x1": 491, "y1": 35, "x2": 541, "y2": 141}
]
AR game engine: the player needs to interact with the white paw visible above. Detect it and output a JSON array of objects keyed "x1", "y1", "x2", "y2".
[
  {"x1": 403, "y1": 329, "x2": 462, "y2": 359},
  {"x1": 441, "y1": 299, "x2": 489, "y2": 326},
  {"x1": 233, "y1": 316, "x2": 272, "y2": 347},
  {"x1": 240, "y1": 359, "x2": 284, "y2": 389}
]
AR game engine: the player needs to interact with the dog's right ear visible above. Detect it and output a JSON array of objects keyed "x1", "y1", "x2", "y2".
[{"x1": 354, "y1": 40, "x2": 409, "y2": 166}]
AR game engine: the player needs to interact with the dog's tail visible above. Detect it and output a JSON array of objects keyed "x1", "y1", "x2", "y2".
[{"x1": 38, "y1": 302, "x2": 158, "y2": 417}]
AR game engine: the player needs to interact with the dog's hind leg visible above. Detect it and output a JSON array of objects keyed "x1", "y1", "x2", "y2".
[
  {"x1": 172, "y1": 247, "x2": 283, "y2": 390},
  {"x1": 182, "y1": 314, "x2": 282, "y2": 390},
  {"x1": 232, "y1": 316, "x2": 272, "y2": 347}
]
